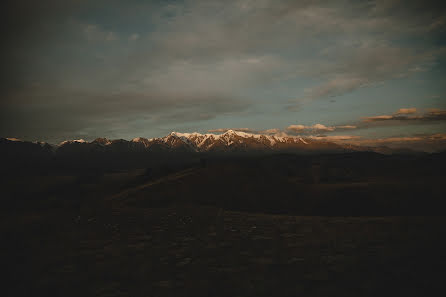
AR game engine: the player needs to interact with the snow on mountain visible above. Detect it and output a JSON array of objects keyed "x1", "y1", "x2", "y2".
[
  {"x1": 93, "y1": 138, "x2": 112, "y2": 146},
  {"x1": 59, "y1": 139, "x2": 87, "y2": 146},
  {"x1": 1, "y1": 131, "x2": 422, "y2": 155},
  {"x1": 49, "y1": 130, "x2": 355, "y2": 154},
  {"x1": 6, "y1": 137, "x2": 22, "y2": 142},
  {"x1": 131, "y1": 137, "x2": 152, "y2": 147},
  {"x1": 154, "y1": 129, "x2": 310, "y2": 150}
]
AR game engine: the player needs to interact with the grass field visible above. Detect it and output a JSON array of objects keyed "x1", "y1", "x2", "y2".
[
  {"x1": 3, "y1": 204, "x2": 446, "y2": 297},
  {"x1": 2, "y1": 153, "x2": 445, "y2": 296}
]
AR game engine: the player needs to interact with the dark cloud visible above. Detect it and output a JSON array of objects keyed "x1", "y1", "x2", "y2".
[
  {"x1": 0, "y1": 87, "x2": 249, "y2": 142},
  {"x1": 1, "y1": 0, "x2": 91, "y2": 91},
  {"x1": 1, "y1": 0, "x2": 445, "y2": 141}
]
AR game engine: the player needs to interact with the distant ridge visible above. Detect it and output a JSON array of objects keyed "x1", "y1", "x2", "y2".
[{"x1": 0, "y1": 130, "x2": 421, "y2": 155}]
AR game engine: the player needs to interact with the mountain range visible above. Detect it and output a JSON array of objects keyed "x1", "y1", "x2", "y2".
[{"x1": 0, "y1": 130, "x2": 418, "y2": 155}]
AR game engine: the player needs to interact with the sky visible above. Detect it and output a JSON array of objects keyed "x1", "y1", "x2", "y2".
[{"x1": 1, "y1": 0, "x2": 446, "y2": 149}]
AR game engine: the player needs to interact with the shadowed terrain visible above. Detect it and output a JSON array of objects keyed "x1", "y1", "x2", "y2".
[{"x1": 2, "y1": 151, "x2": 446, "y2": 296}]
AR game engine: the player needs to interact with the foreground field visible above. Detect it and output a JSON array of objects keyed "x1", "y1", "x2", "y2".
[
  {"x1": 2, "y1": 153, "x2": 445, "y2": 296},
  {"x1": 3, "y1": 205, "x2": 445, "y2": 297}
]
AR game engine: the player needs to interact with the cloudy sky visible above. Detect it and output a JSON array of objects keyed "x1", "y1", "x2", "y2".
[{"x1": 1, "y1": 0, "x2": 445, "y2": 148}]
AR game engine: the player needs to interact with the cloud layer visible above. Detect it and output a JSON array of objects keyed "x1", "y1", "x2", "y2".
[
  {"x1": 1, "y1": 0, "x2": 445, "y2": 142},
  {"x1": 363, "y1": 108, "x2": 446, "y2": 123}
]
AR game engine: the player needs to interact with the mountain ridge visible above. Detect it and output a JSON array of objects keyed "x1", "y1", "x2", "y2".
[{"x1": 0, "y1": 130, "x2": 422, "y2": 155}]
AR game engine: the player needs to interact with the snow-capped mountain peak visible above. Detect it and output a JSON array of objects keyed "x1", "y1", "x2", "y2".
[
  {"x1": 59, "y1": 139, "x2": 87, "y2": 146},
  {"x1": 47, "y1": 130, "x2": 355, "y2": 154},
  {"x1": 6, "y1": 137, "x2": 22, "y2": 142}
]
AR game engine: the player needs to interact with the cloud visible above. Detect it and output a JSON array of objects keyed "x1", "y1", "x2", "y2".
[
  {"x1": 207, "y1": 128, "x2": 254, "y2": 133},
  {"x1": 207, "y1": 124, "x2": 356, "y2": 137},
  {"x1": 337, "y1": 125, "x2": 357, "y2": 129},
  {"x1": 207, "y1": 127, "x2": 284, "y2": 135},
  {"x1": 429, "y1": 133, "x2": 446, "y2": 141},
  {"x1": 84, "y1": 24, "x2": 118, "y2": 41},
  {"x1": 302, "y1": 77, "x2": 367, "y2": 100},
  {"x1": 427, "y1": 108, "x2": 446, "y2": 117},
  {"x1": 363, "y1": 108, "x2": 446, "y2": 122},
  {"x1": 129, "y1": 33, "x2": 140, "y2": 41},
  {"x1": 307, "y1": 135, "x2": 361, "y2": 141},
  {"x1": 0, "y1": 87, "x2": 249, "y2": 142},
  {"x1": 287, "y1": 124, "x2": 335, "y2": 133},
  {"x1": 313, "y1": 124, "x2": 335, "y2": 132},
  {"x1": 187, "y1": 124, "x2": 446, "y2": 152},
  {"x1": 1, "y1": 0, "x2": 446, "y2": 141},
  {"x1": 354, "y1": 136, "x2": 424, "y2": 144},
  {"x1": 287, "y1": 123, "x2": 355, "y2": 133},
  {"x1": 305, "y1": 133, "x2": 446, "y2": 152},
  {"x1": 283, "y1": 107, "x2": 445, "y2": 137},
  {"x1": 207, "y1": 128, "x2": 228, "y2": 133},
  {"x1": 287, "y1": 125, "x2": 306, "y2": 132},
  {"x1": 259, "y1": 128, "x2": 281, "y2": 135},
  {"x1": 292, "y1": 42, "x2": 441, "y2": 103},
  {"x1": 396, "y1": 108, "x2": 417, "y2": 114},
  {"x1": 363, "y1": 115, "x2": 395, "y2": 122}
]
